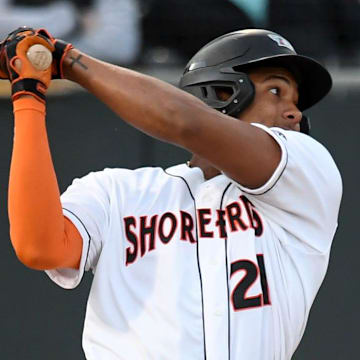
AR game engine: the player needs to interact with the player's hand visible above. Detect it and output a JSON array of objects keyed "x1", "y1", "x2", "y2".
[
  {"x1": 0, "y1": 27, "x2": 74, "y2": 81},
  {"x1": 31, "y1": 28, "x2": 74, "y2": 79},
  {"x1": 0, "y1": 26, "x2": 55, "y2": 103},
  {"x1": 50, "y1": 34, "x2": 74, "y2": 79}
]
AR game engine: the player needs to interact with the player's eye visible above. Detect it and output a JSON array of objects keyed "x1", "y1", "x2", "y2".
[{"x1": 270, "y1": 87, "x2": 280, "y2": 96}]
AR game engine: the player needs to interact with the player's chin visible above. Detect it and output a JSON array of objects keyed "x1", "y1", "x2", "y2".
[{"x1": 279, "y1": 123, "x2": 300, "y2": 132}]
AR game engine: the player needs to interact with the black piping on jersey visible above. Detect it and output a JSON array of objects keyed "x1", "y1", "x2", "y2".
[
  {"x1": 219, "y1": 182, "x2": 232, "y2": 360},
  {"x1": 63, "y1": 207, "x2": 92, "y2": 272},
  {"x1": 164, "y1": 169, "x2": 207, "y2": 360},
  {"x1": 238, "y1": 144, "x2": 289, "y2": 196}
]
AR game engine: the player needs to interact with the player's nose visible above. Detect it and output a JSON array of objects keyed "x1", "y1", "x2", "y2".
[{"x1": 283, "y1": 108, "x2": 302, "y2": 125}]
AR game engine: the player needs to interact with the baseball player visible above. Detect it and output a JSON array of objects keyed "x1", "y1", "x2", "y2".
[{"x1": 3, "y1": 27, "x2": 342, "y2": 359}]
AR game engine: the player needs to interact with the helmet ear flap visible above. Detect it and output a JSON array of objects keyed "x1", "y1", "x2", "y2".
[
  {"x1": 181, "y1": 72, "x2": 256, "y2": 117},
  {"x1": 219, "y1": 73, "x2": 255, "y2": 117},
  {"x1": 217, "y1": 73, "x2": 255, "y2": 116}
]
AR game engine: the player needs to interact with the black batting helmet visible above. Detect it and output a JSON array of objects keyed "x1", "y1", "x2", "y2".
[{"x1": 179, "y1": 29, "x2": 332, "y2": 134}]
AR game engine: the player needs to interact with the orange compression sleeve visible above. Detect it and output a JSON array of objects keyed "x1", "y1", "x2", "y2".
[{"x1": 8, "y1": 97, "x2": 82, "y2": 270}]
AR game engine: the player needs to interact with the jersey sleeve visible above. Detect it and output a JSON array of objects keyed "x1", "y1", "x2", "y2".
[
  {"x1": 45, "y1": 171, "x2": 111, "y2": 289},
  {"x1": 235, "y1": 123, "x2": 342, "y2": 254}
]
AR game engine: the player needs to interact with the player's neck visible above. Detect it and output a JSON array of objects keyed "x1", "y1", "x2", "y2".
[{"x1": 187, "y1": 155, "x2": 221, "y2": 180}]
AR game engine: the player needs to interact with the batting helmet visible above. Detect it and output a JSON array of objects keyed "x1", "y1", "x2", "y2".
[{"x1": 179, "y1": 29, "x2": 332, "y2": 134}]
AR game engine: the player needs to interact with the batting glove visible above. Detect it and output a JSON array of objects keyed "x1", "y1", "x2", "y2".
[
  {"x1": 51, "y1": 37, "x2": 74, "y2": 79},
  {"x1": 0, "y1": 26, "x2": 55, "y2": 103},
  {"x1": 0, "y1": 26, "x2": 74, "y2": 81},
  {"x1": 31, "y1": 28, "x2": 74, "y2": 79}
]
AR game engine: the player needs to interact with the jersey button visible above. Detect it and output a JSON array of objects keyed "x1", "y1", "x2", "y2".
[{"x1": 214, "y1": 309, "x2": 224, "y2": 316}]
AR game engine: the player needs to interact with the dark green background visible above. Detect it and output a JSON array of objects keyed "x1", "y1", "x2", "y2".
[{"x1": 0, "y1": 73, "x2": 356, "y2": 359}]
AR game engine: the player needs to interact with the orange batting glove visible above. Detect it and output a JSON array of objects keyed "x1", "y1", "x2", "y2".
[{"x1": 0, "y1": 26, "x2": 55, "y2": 102}]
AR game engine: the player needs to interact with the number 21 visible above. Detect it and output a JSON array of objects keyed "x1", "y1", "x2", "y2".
[{"x1": 230, "y1": 254, "x2": 271, "y2": 311}]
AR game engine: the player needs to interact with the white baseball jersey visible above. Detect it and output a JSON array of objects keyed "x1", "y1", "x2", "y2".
[{"x1": 46, "y1": 123, "x2": 342, "y2": 360}]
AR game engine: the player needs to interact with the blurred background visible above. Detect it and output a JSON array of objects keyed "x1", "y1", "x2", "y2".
[{"x1": 0, "y1": 0, "x2": 358, "y2": 359}]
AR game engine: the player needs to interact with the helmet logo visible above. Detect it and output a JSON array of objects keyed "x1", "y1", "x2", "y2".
[{"x1": 268, "y1": 34, "x2": 295, "y2": 52}]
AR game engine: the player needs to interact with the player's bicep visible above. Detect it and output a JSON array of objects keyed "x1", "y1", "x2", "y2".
[{"x1": 182, "y1": 110, "x2": 281, "y2": 188}]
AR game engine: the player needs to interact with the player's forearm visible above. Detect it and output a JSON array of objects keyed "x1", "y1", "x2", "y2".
[
  {"x1": 62, "y1": 49, "x2": 280, "y2": 188},
  {"x1": 62, "y1": 49, "x2": 208, "y2": 145},
  {"x1": 8, "y1": 97, "x2": 65, "y2": 269}
]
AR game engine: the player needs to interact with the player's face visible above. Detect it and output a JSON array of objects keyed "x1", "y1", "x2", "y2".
[{"x1": 239, "y1": 67, "x2": 302, "y2": 132}]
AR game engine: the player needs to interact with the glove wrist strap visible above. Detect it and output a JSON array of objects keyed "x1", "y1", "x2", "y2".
[{"x1": 12, "y1": 78, "x2": 47, "y2": 103}]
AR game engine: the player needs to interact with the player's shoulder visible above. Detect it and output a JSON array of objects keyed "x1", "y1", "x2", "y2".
[
  {"x1": 102, "y1": 166, "x2": 164, "y2": 176},
  {"x1": 67, "y1": 166, "x2": 164, "y2": 187},
  {"x1": 87, "y1": 166, "x2": 169, "y2": 184},
  {"x1": 246, "y1": 124, "x2": 341, "y2": 199},
  {"x1": 253, "y1": 122, "x2": 340, "y2": 175},
  {"x1": 271, "y1": 126, "x2": 342, "y2": 193},
  {"x1": 252, "y1": 122, "x2": 330, "y2": 154},
  {"x1": 269, "y1": 126, "x2": 336, "y2": 163},
  {"x1": 269, "y1": 125, "x2": 326, "y2": 148},
  {"x1": 63, "y1": 166, "x2": 177, "y2": 204}
]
